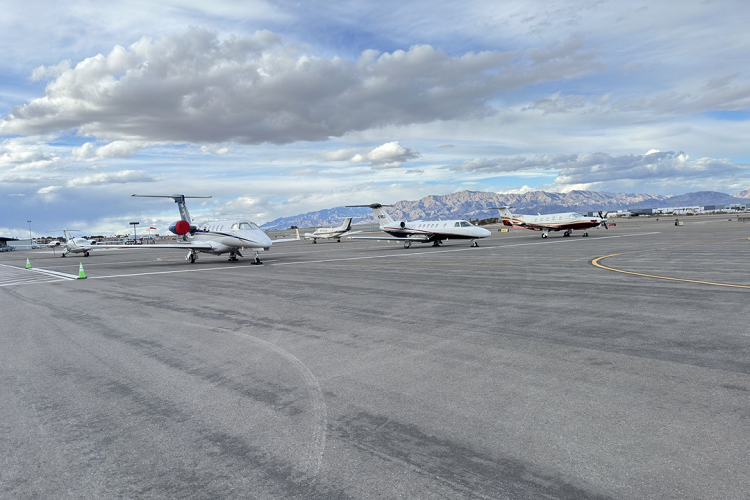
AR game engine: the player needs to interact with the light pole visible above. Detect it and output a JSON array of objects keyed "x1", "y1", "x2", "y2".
[
  {"x1": 130, "y1": 222, "x2": 140, "y2": 244},
  {"x1": 27, "y1": 220, "x2": 32, "y2": 247}
]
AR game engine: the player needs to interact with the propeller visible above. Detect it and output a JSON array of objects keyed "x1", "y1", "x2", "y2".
[{"x1": 598, "y1": 211, "x2": 609, "y2": 229}]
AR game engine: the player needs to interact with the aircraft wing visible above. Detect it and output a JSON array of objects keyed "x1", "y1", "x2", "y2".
[
  {"x1": 271, "y1": 229, "x2": 300, "y2": 243},
  {"x1": 93, "y1": 242, "x2": 216, "y2": 251},
  {"x1": 349, "y1": 235, "x2": 430, "y2": 242},
  {"x1": 343, "y1": 230, "x2": 363, "y2": 236},
  {"x1": 521, "y1": 223, "x2": 560, "y2": 231}
]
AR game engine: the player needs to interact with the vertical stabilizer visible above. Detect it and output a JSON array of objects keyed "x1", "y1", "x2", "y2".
[
  {"x1": 132, "y1": 194, "x2": 212, "y2": 224},
  {"x1": 491, "y1": 206, "x2": 514, "y2": 219},
  {"x1": 369, "y1": 204, "x2": 395, "y2": 227},
  {"x1": 174, "y1": 195, "x2": 192, "y2": 224},
  {"x1": 346, "y1": 204, "x2": 395, "y2": 228},
  {"x1": 347, "y1": 203, "x2": 396, "y2": 227}
]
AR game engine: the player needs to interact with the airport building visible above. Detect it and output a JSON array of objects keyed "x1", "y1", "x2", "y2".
[{"x1": 0, "y1": 238, "x2": 40, "y2": 250}]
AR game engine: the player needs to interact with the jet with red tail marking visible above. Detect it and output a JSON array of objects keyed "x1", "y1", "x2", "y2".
[
  {"x1": 94, "y1": 195, "x2": 298, "y2": 264},
  {"x1": 492, "y1": 206, "x2": 608, "y2": 238}
]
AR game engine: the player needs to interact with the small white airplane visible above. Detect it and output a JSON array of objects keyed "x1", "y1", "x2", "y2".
[
  {"x1": 346, "y1": 203, "x2": 491, "y2": 248},
  {"x1": 303, "y1": 217, "x2": 362, "y2": 243},
  {"x1": 492, "y1": 206, "x2": 608, "y2": 238},
  {"x1": 94, "y1": 194, "x2": 298, "y2": 264},
  {"x1": 52, "y1": 229, "x2": 97, "y2": 257}
]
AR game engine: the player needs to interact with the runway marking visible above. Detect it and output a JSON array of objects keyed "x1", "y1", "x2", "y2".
[
  {"x1": 27, "y1": 267, "x2": 79, "y2": 280},
  {"x1": 591, "y1": 254, "x2": 750, "y2": 289},
  {"x1": 0, "y1": 264, "x2": 75, "y2": 286},
  {"x1": 272, "y1": 232, "x2": 662, "y2": 267}
]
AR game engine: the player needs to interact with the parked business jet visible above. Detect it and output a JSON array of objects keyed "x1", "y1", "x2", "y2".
[
  {"x1": 94, "y1": 195, "x2": 298, "y2": 264},
  {"x1": 492, "y1": 206, "x2": 607, "y2": 238},
  {"x1": 303, "y1": 218, "x2": 362, "y2": 243},
  {"x1": 346, "y1": 203, "x2": 491, "y2": 248},
  {"x1": 53, "y1": 229, "x2": 97, "y2": 257}
]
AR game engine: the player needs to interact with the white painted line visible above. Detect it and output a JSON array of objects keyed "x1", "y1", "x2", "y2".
[
  {"x1": 0, "y1": 264, "x2": 70, "y2": 286},
  {"x1": 270, "y1": 232, "x2": 663, "y2": 267},
  {"x1": 27, "y1": 268, "x2": 78, "y2": 280}
]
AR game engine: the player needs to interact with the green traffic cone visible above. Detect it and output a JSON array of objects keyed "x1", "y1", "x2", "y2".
[
  {"x1": 78, "y1": 262, "x2": 87, "y2": 279},
  {"x1": 26, "y1": 258, "x2": 31, "y2": 269}
]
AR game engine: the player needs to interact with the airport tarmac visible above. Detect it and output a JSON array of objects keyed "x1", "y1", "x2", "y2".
[{"x1": 1, "y1": 216, "x2": 749, "y2": 499}]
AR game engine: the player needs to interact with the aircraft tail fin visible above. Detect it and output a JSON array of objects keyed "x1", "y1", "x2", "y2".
[
  {"x1": 339, "y1": 217, "x2": 353, "y2": 231},
  {"x1": 132, "y1": 194, "x2": 212, "y2": 224},
  {"x1": 490, "y1": 206, "x2": 513, "y2": 226},
  {"x1": 347, "y1": 203, "x2": 395, "y2": 227}
]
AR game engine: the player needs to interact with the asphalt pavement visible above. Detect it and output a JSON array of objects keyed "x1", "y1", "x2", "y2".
[{"x1": 2, "y1": 216, "x2": 749, "y2": 499}]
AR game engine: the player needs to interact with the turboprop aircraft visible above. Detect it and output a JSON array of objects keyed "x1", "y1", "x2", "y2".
[
  {"x1": 492, "y1": 206, "x2": 608, "y2": 238},
  {"x1": 94, "y1": 195, "x2": 298, "y2": 264},
  {"x1": 52, "y1": 229, "x2": 97, "y2": 257},
  {"x1": 303, "y1": 217, "x2": 361, "y2": 243},
  {"x1": 346, "y1": 203, "x2": 491, "y2": 248}
]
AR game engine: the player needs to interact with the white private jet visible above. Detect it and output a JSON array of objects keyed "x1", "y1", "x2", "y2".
[
  {"x1": 303, "y1": 217, "x2": 362, "y2": 243},
  {"x1": 94, "y1": 194, "x2": 298, "y2": 264},
  {"x1": 493, "y1": 206, "x2": 608, "y2": 238},
  {"x1": 52, "y1": 229, "x2": 98, "y2": 257},
  {"x1": 346, "y1": 203, "x2": 491, "y2": 248}
]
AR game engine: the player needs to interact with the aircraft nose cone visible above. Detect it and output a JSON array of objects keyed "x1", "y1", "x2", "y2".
[
  {"x1": 479, "y1": 228, "x2": 492, "y2": 237},
  {"x1": 260, "y1": 232, "x2": 273, "y2": 246}
]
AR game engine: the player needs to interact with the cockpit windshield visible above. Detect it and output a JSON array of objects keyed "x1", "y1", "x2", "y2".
[
  {"x1": 459, "y1": 221, "x2": 472, "y2": 227},
  {"x1": 233, "y1": 222, "x2": 260, "y2": 231}
]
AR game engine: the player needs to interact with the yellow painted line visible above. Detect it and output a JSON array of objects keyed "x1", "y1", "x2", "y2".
[{"x1": 591, "y1": 254, "x2": 750, "y2": 289}]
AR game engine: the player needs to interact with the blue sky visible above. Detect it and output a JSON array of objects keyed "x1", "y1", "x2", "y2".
[{"x1": 2, "y1": 0, "x2": 750, "y2": 237}]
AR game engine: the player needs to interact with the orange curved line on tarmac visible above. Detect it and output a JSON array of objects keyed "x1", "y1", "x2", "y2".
[{"x1": 591, "y1": 253, "x2": 750, "y2": 289}]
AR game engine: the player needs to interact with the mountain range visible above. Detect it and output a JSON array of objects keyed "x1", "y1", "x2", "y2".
[{"x1": 261, "y1": 189, "x2": 750, "y2": 229}]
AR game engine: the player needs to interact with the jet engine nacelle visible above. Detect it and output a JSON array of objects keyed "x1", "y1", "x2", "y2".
[
  {"x1": 399, "y1": 221, "x2": 406, "y2": 228},
  {"x1": 169, "y1": 220, "x2": 195, "y2": 236}
]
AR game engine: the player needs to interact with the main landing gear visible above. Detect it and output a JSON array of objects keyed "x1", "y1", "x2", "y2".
[
  {"x1": 404, "y1": 241, "x2": 412, "y2": 249},
  {"x1": 228, "y1": 250, "x2": 243, "y2": 262},
  {"x1": 431, "y1": 240, "x2": 442, "y2": 247},
  {"x1": 186, "y1": 250, "x2": 197, "y2": 263}
]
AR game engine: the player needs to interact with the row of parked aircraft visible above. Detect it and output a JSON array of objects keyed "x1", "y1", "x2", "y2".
[{"x1": 52, "y1": 195, "x2": 609, "y2": 263}]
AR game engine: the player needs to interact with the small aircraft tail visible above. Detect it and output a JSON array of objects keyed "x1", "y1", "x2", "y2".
[
  {"x1": 490, "y1": 206, "x2": 515, "y2": 225},
  {"x1": 337, "y1": 217, "x2": 353, "y2": 231},
  {"x1": 131, "y1": 194, "x2": 213, "y2": 224},
  {"x1": 133, "y1": 194, "x2": 212, "y2": 240},
  {"x1": 347, "y1": 203, "x2": 395, "y2": 228}
]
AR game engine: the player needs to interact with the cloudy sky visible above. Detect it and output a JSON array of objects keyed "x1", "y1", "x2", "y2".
[{"x1": 2, "y1": 0, "x2": 750, "y2": 237}]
